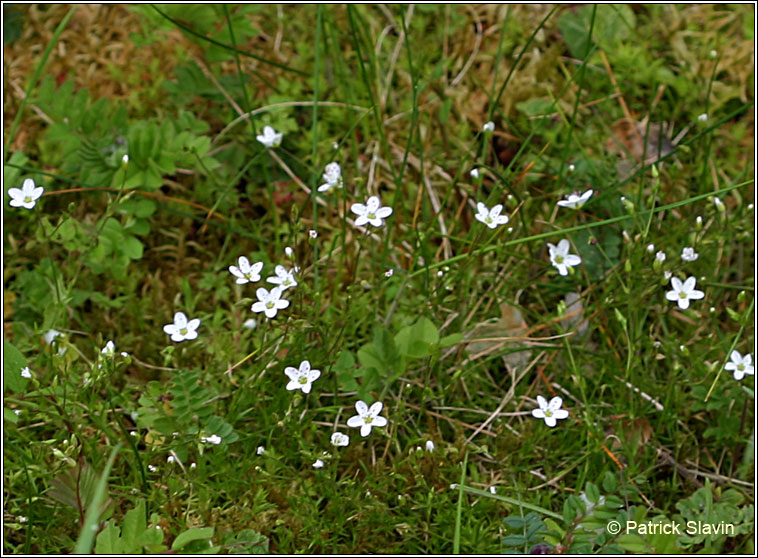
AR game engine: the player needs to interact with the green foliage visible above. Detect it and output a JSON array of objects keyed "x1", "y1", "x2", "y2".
[
  {"x1": 95, "y1": 500, "x2": 165, "y2": 554},
  {"x1": 3, "y1": 4, "x2": 753, "y2": 555},
  {"x1": 3, "y1": 341, "x2": 29, "y2": 393}
]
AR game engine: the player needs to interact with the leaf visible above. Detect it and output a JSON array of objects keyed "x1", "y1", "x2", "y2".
[
  {"x1": 616, "y1": 534, "x2": 649, "y2": 553},
  {"x1": 172, "y1": 526, "x2": 215, "y2": 551},
  {"x1": 464, "y1": 302, "x2": 532, "y2": 373},
  {"x1": 3, "y1": 341, "x2": 29, "y2": 393},
  {"x1": 394, "y1": 317, "x2": 440, "y2": 359}
]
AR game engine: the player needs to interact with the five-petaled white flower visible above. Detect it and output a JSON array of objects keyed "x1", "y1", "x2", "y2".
[
  {"x1": 251, "y1": 287, "x2": 290, "y2": 318},
  {"x1": 425, "y1": 440, "x2": 435, "y2": 452},
  {"x1": 163, "y1": 312, "x2": 201, "y2": 342},
  {"x1": 257, "y1": 446, "x2": 265, "y2": 455},
  {"x1": 229, "y1": 256, "x2": 264, "y2": 285},
  {"x1": 470, "y1": 168, "x2": 480, "y2": 179},
  {"x1": 556, "y1": 189, "x2": 593, "y2": 209},
  {"x1": 20, "y1": 367, "x2": 32, "y2": 379},
  {"x1": 347, "y1": 400, "x2": 388, "y2": 437},
  {"x1": 201, "y1": 434, "x2": 222, "y2": 445},
  {"x1": 256, "y1": 125, "x2": 282, "y2": 148},
  {"x1": 318, "y1": 162, "x2": 343, "y2": 193},
  {"x1": 547, "y1": 239, "x2": 581, "y2": 276},
  {"x1": 665, "y1": 276, "x2": 704, "y2": 309},
  {"x1": 681, "y1": 247, "x2": 699, "y2": 262},
  {"x1": 351, "y1": 196, "x2": 393, "y2": 228},
  {"x1": 331, "y1": 432, "x2": 350, "y2": 447},
  {"x1": 483, "y1": 121, "x2": 495, "y2": 132},
  {"x1": 284, "y1": 360, "x2": 321, "y2": 394},
  {"x1": 531, "y1": 395, "x2": 570, "y2": 427},
  {"x1": 474, "y1": 202, "x2": 509, "y2": 229},
  {"x1": 266, "y1": 265, "x2": 298, "y2": 290},
  {"x1": 312, "y1": 459, "x2": 325, "y2": 468},
  {"x1": 101, "y1": 340, "x2": 116, "y2": 357},
  {"x1": 8, "y1": 178, "x2": 44, "y2": 209},
  {"x1": 43, "y1": 329, "x2": 63, "y2": 345},
  {"x1": 725, "y1": 350, "x2": 754, "y2": 381}
]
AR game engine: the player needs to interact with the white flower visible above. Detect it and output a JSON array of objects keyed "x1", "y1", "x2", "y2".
[
  {"x1": 318, "y1": 162, "x2": 343, "y2": 193},
  {"x1": 556, "y1": 189, "x2": 593, "y2": 209},
  {"x1": 647, "y1": 244, "x2": 655, "y2": 253},
  {"x1": 713, "y1": 197, "x2": 725, "y2": 212},
  {"x1": 229, "y1": 256, "x2": 264, "y2": 285},
  {"x1": 18, "y1": 516, "x2": 28, "y2": 524},
  {"x1": 531, "y1": 395, "x2": 570, "y2": 427},
  {"x1": 251, "y1": 287, "x2": 290, "y2": 319},
  {"x1": 331, "y1": 432, "x2": 350, "y2": 447},
  {"x1": 284, "y1": 360, "x2": 321, "y2": 394},
  {"x1": 568, "y1": 164, "x2": 575, "y2": 172},
  {"x1": 347, "y1": 400, "x2": 388, "y2": 437},
  {"x1": 312, "y1": 459, "x2": 325, "y2": 468},
  {"x1": 681, "y1": 247, "x2": 699, "y2": 262},
  {"x1": 665, "y1": 276, "x2": 705, "y2": 309},
  {"x1": 8, "y1": 178, "x2": 44, "y2": 209},
  {"x1": 725, "y1": 350, "x2": 754, "y2": 381},
  {"x1": 474, "y1": 202, "x2": 509, "y2": 229},
  {"x1": 664, "y1": 270, "x2": 672, "y2": 280},
  {"x1": 43, "y1": 329, "x2": 63, "y2": 345},
  {"x1": 122, "y1": 154, "x2": 129, "y2": 164},
  {"x1": 709, "y1": 49, "x2": 718, "y2": 58},
  {"x1": 385, "y1": 269, "x2": 394, "y2": 278},
  {"x1": 20, "y1": 367, "x2": 32, "y2": 379},
  {"x1": 148, "y1": 465, "x2": 158, "y2": 472},
  {"x1": 309, "y1": 229, "x2": 318, "y2": 239},
  {"x1": 483, "y1": 121, "x2": 495, "y2": 132},
  {"x1": 655, "y1": 251, "x2": 667, "y2": 263},
  {"x1": 163, "y1": 312, "x2": 201, "y2": 342},
  {"x1": 14, "y1": 409, "x2": 21, "y2": 416},
  {"x1": 284, "y1": 246, "x2": 294, "y2": 258},
  {"x1": 266, "y1": 265, "x2": 298, "y2": 290},
  {"x1": 351, "y1": 196, "x2": 393, "y2": 228},
  {"x1": 201, "y1": 434, "x2": 222, "y2": 445},
  {"x1": 470, "y1": 168, "x2": 480, "y2": 179},
  {"x1": 425, "y1": 440, "x2": 435, "y2": 452},
  {"x1": 256, "y1": 125, "x2": 282, "y2": 148},
  {"x1": 167, "y1": 455, "x2": 175, "y2": 463},
  {"x1": 489, "y1": 486, "x2": 497, "y2": 495},
  {"x1": 190, "y1": 462, "x2": 197, "y2": 469},
  {"x1": 547, "y1": 239, "x2": 582, "y2": 276},
  {"x1": 257, "y1": 446, "x2": 265, "y2": 455},
  {"x1": 101, "y1": 340, "x2": 116, "y2": 357},
  {"x1": 243, "y1": 318, "x2": 258, "y2": 330},
  {"x1": 697, "y1": 113, "x2": 708, "y2": 122}
]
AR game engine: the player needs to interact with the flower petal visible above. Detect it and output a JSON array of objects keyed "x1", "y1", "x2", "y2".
[
  {"x1": 174, "y1": 312, "x2": 188, "y2": 327},
  {"x1": 375, "y1": 207, "x2": 393, "y2": 219},
  {"x1": 532, "y1": 409, "x2": 545, "y2": 419},
  {"x1": 187, "y1": 319, "x2": 200, "y2": 331},
  {"x1": 355, "y1": 400, "x2": 369, "y2": 416},
  {"x1": 665, "y1": 291, "x2": 680, "y2": 302},
  {"x1": 256, "y1": 288, "x2": 270, "y2": 301},
  {"x1": 351, "y1": 203, "x2": 367, "y2": 216},
  {"x1": 557, "y1": 239, "x2": 570, "y2": 254},
  {"x1": 476, "y1": 202, "x2": 488, "y2": 216},
  {"x1": 548, "y1": 396, "x2": 563, "y2": 410},
  {"x1": 366, "y1": 196, "x2": 380, "y2": 212},
  {"x1": 536, "y1": 395, "x2": 548, "y2": 409},
  {"x1": 368, "y1": 401, "x2": 383, "y2": 416},
  {"x1": 683, "y1": 276, "x2": 697, "y2": 292},
  {"x1": 347, "y1": 416, "x2": 364, "y2": 428},
  {"x1": 372, "y1": 416, "x2": 387, "y2": 428},
  {"x1": 553, "y1": 409, "x2": 569, "y2": 420},
  {"x1": 360, "y1": 424, "x2": 372, "y2": 437}
]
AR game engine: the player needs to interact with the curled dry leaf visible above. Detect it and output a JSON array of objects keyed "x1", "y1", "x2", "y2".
[{"x1": 464, "y1": 302, "x2": 532, "y2": 374}]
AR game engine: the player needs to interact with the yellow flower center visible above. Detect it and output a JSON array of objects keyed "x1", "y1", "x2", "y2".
[
  {"x1": 299, "y1": 376, "x2": 308, "y2": 384},
  {"x1": 679, "y1": 292, "x2": 687, "y2": 299},
  {"x1": 266, "y1": 301, "x2": 274, "y2": 309},
  {"x1": 24, "y1": 196, "x2": 32, "y2": 203},
  {"x1": 365, "y1": 416, "x2": 373, "y2": 424},
  {"x1": 738, "y1": 364, "x2": 745, "y2": 371},
  {"x1": 555, "y1": 255, "x2": 564, "y2": 264},
  {"x1": 368, "y1": 212, "x2": 376, "y2": 220},
  {"x1": 180, "y1": 327, "x2": 187, "y2": 335},
  {"x1": 544, "y1": 409, "x2": 553, "y2": 417}
]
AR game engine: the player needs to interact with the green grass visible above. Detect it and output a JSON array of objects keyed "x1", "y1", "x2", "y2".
[{"x1": 3, "y1": 4, "x2": 755, "y2": 554}]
